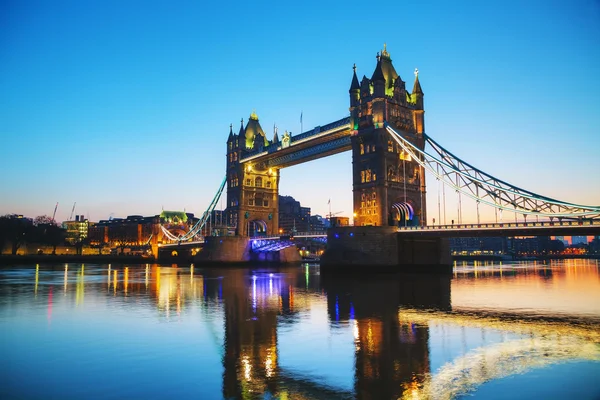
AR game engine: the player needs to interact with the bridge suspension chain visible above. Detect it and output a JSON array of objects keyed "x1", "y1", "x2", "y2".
[
  {"x1": 385, "y1": 123, "x2": 600, "y2": 219},
  {"x1": 161, "y1": 176, "x2": 227, "y2": 243}
]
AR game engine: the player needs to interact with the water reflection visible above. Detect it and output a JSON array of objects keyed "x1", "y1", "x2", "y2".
[{"x1": 1, "y1": 260, "x2": 599, "y2": 399}]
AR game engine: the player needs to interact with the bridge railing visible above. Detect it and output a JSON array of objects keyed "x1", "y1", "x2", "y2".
[{"x1": 397, "y1": 219, "x2": 600, "y2": 231}]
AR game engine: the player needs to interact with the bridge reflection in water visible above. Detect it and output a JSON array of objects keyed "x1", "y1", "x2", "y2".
[{"x1": 36, "y1": 261, "x2": 600, "y2": 399}]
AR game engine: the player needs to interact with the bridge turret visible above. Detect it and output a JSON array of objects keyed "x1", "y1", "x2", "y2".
[
  {"x1": 371, "y1": 53, "x2": 386, "y2": 98},
  {"x1": 411, "y1": 70, "x2": 424, "y2": 133},
  {"x1": 272, "y1": 124, "x2": 279, "y2": 144},
  {"x1": 411, "y1": 70, "x2": 424, "y2": 109},
  {"x1": 349, "y1": 63, "x2": 360, "y2": 108},
  {"x1": 245, "y1": 111, "x2": 269, "y2": 150}
]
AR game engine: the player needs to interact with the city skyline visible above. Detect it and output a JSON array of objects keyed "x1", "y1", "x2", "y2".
[{"x1": 2, "y1": 1, "x2": 599, "y2": 223}]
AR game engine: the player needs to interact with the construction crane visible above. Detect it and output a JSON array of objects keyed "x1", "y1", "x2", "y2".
[
  {"x1": 52, "y1": 202, "x2": 59, "y2": 222},
  {"x1": 69, "y1": 202, "x2": 76, "y2": 221}
]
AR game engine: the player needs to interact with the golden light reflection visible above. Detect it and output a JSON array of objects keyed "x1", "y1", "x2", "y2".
[
  {"x1": 145, "y1": 264, "x2": 149, "y2": 288},
  {"x1": 401, "y1": 337, "x2": 600, "y2": 400},
  {"x1": 242, "y1": 354, "x2": 252, "y2": 381},
  {"x1": 64, "y1": 264, "x2": 68, "y2": 293},
  {"x1": 398, "y1": 308, "x2": 600, "y2": 343},
  {"x1": 124, "y1": 267, "x2": 129, "y2": 294},
  {"x1": 34, "y1": 264, "x2": 39, "y2": 296},
  {"x1": 75, "y1": 266, "x2": 85, "y2": 306},
  {"x1": 452, "y1": 260, "x2": 600, "y2": 318},
  {"x1": 113, "y1": 269, "x2": 118, "y2": 294},
  {"x1": 107, "y1": 265, "x2": 111, "y2": 289}
]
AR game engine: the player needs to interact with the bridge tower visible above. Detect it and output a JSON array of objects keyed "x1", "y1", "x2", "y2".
[
  {"x1": 350, "y1": 45, "x2": 427, "y2": 227},
  {"x1": 226, "y1": 112, "x2": 280, "y2": 236}
]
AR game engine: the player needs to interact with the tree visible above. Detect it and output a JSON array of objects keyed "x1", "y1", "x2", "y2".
[
  {"x1": 0, "y1": 215, "x2": 34, "y2": 255},
  {"x1": 32, "y1": 215, "x2": 66, "y2": 255}
]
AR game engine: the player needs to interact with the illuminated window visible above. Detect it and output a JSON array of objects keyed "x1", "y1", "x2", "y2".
[
  {"x1": 234, "y1": 153, "x2": 238, "y2": 161},
  {"x1": 372, "y1": 193, "x2": 376, "y2": 199},
  {"x1": 246, "y1": 179, "x2": 252, "y2": 186},
  {"x1": 366, "y1": 145, "x2": 370, "y2": 154},
  {"x1": 255, "y1": 177, "x2": 263, "y2": 187},
  {"x1": 229, "y1": 142, "x2": 232, "y2": 150},
  {"x1": 371, "y1": 145, "x2": 376, "y2": 152},
  {"x1": 361, "y1": 193, "x2": 365, "y2": 200},
  {"x1": 388, "y1": 140, "x2": 393, "y2": 152},
  {"x1": 360, "y1": 144, "x2": 364, "y2": 155},
  {"x1": 361, "y1": 171, "x2": 365, "y2": 183},
  {"x1": 266, "y1": 181, "x2": 271, "y2": 188}
]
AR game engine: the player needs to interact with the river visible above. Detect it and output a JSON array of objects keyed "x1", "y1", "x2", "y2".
[{"x1": 1, "y1": 259, "x2": 599, "y2": 399}]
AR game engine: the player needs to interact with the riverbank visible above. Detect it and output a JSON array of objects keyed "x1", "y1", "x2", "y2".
[{"x1": 0, "y1": 254, "x2": 155, "y2": 265}]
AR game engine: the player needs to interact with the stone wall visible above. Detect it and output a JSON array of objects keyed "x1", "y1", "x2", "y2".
[
  {"x1": 196, "y1": 236, "x2": 251, "y2": 263},
  {"x1": 321, "y1": 226, "x2": 451, "y2": 272}
]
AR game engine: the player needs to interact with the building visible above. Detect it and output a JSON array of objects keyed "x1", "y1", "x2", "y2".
[
  {"x1": 89, "y1": 215, "x2": 161, "y2": 249},
  {"x1": 309, "y1": 215, "x2": 326, "y2": 233},
  {"x1": 61, "y1": 215, "x2": 89, "y2": 245},
  {"x1": 278, "y1": 195, "x2": 311, "y2": 234},
  {"x1": 330, "y1": 216, "x2": 350, "y2": 227},
  {"x1": 350, "y1": 46, "x2": 426, "y2": 227},
  {"x1": 225, "y1": 113, "x2": 280, "y2": 236},
  {"x1": 450, "y1": 237, "x2": 507, "y2": 254}
]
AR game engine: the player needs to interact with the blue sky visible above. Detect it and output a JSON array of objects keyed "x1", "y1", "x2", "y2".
[{"x1": 1, "y1": 0, "x2": 599, "y2": 223}]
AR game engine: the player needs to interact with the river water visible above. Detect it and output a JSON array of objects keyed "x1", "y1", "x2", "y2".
[{"x1": 1, "y1": 260, "x2": 599, "y2": 399}]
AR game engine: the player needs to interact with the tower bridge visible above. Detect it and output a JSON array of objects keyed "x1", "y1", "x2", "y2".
[{"x1": 167, "y1": 46, "x2": 599, "y2": 267}]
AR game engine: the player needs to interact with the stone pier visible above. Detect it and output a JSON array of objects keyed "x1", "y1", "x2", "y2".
[
  {"x1": 320, "y1": 226, "x2": 452, "y2": 273},
  {"x1": 194, "y1": 236, "x2": 301, "y2": 264}
]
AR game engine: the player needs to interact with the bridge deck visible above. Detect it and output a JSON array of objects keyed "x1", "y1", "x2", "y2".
[{"x1": 397, "y1": 220, "x2": 600, "y2": 238}]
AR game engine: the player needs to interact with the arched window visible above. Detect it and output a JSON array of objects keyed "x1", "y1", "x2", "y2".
[
  {"x1": 360, "y1": 144, "x2": 364, "y2": 155},
  {"x1": 255, "y1": 177, "x2": 263, "y2": 187}
]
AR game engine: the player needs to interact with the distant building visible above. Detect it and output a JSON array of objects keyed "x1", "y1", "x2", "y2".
[
  {"x1": 450, "y1": 237, "x2": 506, "y2": 253},
  {"x1": 62, "y1": 215, "x2": 89, "y2": 244},
  {"x1": 309, "y1": 215, "x2": 326, "y2": 233},
  {"x1": 279, "y1": 195, "x2": 311, "y2": 234},
  {"x1": 89, "y1": 214, "x2": 161, "y2": 248},
  {"x1": 330, "y1": 216, "x2": 350, "y2": 227}
]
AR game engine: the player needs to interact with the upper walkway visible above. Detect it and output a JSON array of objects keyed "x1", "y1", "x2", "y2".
[{"x1": 397, "y1": 219, "x2": 600, "y2": 237}]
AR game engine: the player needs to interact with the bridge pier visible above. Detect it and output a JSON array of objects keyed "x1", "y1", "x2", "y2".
[
  {"x1": 194, "y1": 236, "x2": 302, "y2": 264},
  {"x1": 320, "y1": 226, "x2": 452, "y2": 273}
]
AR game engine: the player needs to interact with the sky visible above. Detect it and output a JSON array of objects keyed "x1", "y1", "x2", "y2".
[{"x1": 1, "y1": 0, "x2": 599, "y2": 224}]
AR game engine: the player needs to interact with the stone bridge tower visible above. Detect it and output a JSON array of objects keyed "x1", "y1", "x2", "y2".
[
  {"x1": 350, "y1": 46, "x2": 427, "y2": 227},
  {"x1": 226, "y1": 112, "x2": 280, "y2": 236}
]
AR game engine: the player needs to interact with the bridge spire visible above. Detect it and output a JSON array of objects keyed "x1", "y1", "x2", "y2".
[
  {"x1": 228, "y1": 123, "x2": 234, "y2": 141},
  {"x1": 238, "y1": 118, "x2": 245, "y2": 136},
  {"x1": 349, "y1": 63, "x2": 360, "y2": 92},
  {"x1": 273, "y1": 123, "x2": 279, "y2": 144},
  {"x1": 412, "y1": 68, "x2": 423, "y2": 95}
]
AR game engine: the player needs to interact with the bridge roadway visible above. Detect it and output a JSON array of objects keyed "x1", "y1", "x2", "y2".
[
  {"x1": 159, "y1": 220, "x2": 600, "y2": 248},
  {"x1": 397, "y1": 219, "x2": 600, "y2": 238}
]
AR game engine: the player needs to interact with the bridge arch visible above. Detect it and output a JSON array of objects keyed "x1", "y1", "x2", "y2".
[
  {"x1": 391, "y1": 201, "x2": 416, "y2": 226},
  {"x1": 249, "y1": 219, "x2": 268, "y2": 237}
]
